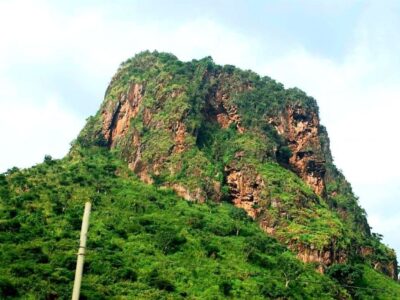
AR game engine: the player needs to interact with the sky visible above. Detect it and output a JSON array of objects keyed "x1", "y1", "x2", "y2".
[{"x1": 0, "y1": 0, "x2": 399, "y2": 256}]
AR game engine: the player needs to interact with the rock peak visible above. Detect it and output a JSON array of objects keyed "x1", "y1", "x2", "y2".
[{"x1": 78, "y1": 52, "x2": 398, "y2": 278}]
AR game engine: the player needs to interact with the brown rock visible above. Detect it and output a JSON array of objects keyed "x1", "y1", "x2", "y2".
[
  {"x1": 102, "y1": 83, "x2": 144, "y2": 146},
  {"x1": 269, "y1": 104, "x2": 326, "y2": 195}
]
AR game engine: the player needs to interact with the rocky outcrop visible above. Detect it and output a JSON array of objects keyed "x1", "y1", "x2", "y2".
[
  {"x1": 225, "y1": 165, "x2": 264, "y2": 219},
  {"x1": 373, "y1": 260, "x2": 398, "y2": 280},
  {"x1": 170, "y1": 183, "x2": 205, "y2": 202},
  {"x1": 360, "y1": 246, "x2": 398, "y2": 279},
  {"x1": 225, "y1": 159, "x2": 347, "y2": 271},
  {"x1": 206, "y1": 80, "x2": 245, "y2": 133},
  {"x1": 88, "y1": 52, "x2": 398, "y2": 281},
  {"x1": 127, "y1": 130, "x2": 153, "y2": 184},
  {"x1": 294, "y1": 244, "x2": 347, "y2": 273},
  {"x1": 269, "y1": 104, "x2": 326, "y2": 195},
  {"x1": 173, "y1": 122, "x2": 187, "y2": 153},
  {"x1": 102, "y1": 83, "x2": 144, "y2": 146}
]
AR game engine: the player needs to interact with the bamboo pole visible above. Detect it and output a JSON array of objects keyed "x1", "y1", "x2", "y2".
[{"x1": 72, "y1": 202, "x2": 91, "y2": 300}]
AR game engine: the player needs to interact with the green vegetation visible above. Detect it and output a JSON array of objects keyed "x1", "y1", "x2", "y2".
[
  {"x1": 326, "y1": 264, "x2": 400, "y2": 299},
  {"x1": 257, "y1": 163, "x2": 346, "y2": 250},
  {"x1": 1, "y1": 146, "x2": 398, "y2": 298},
  {"x1": 1, "y1": 146, "x2": 345, "y2": 299}
]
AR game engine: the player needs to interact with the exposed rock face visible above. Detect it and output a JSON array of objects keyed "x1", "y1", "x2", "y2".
[
  {"x1": 374, "y1": 260, "x2": 398, "y2": 279},
  {"x1": 173, "y1": 122, "x2": 187, "y2": 153},
  {"x1": 294, "y1": 244, "x2": 347, "y2": 273},
  {"x1": 269, "y1": 104, "x2": 326, "y2": 196},
  {"x1": 205, "y1": 77, "x2": 245, "y2": 132},
  {"x1": 360, "y1": 246, "x2": 399, "y2": 279},
  {"x1": 86, "y1": 52, "x2": 398, "y2": 280},
  {"x1": 171, "y1": 183, "x2": 204, "y2": 201},
  {"x1": 102, "y1": 83, "x2": 144, "y2": 146},
  {"x1": 225, "y1": 165, "x2": 264, "y2": 219},
  {"x1": 128, "y1": 131, "x2": 153, "y2": 184},
  {"x1": 225, "y1": 160, "x2": 348, "y2": 271}
]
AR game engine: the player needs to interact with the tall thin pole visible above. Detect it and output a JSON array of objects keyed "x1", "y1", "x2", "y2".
[{"x1": 72, "y1": 202, "x2": 91, "y2": 300}]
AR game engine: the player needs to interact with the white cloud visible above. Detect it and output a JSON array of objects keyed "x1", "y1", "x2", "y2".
[{"x1": 0, "y1": 95, "x2": 83, "y2": 171}]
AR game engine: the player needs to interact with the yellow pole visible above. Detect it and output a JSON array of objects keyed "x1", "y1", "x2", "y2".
[{"x1": 72, "y1": 202, "x2": 91, "y2": 300}]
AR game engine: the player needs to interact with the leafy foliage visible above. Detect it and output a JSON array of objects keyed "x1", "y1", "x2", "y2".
[
  {"x1": 327, "y1": 264, "x2": 400, "y2": 299},
  {"x1": 0, "y1": 146, "x2": 347, "y2": 299}
]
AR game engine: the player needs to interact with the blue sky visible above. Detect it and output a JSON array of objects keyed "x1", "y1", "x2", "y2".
[{"x1": 1, "y1": 0, "x2": 399, "y2": 257}]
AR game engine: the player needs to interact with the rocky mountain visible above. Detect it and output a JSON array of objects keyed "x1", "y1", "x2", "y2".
[
  {"x1": 1, "y1": 51, "x2": 399, "y2": 299},
  {"x1": 83, "y1": 51, "x2": 397, "y2": 276}
]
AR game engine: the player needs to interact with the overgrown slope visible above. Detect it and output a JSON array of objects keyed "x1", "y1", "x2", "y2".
[
  {"x1": 1, "y1": 146, "x2": 399, "y2": 299},
  {"x1": 0, "y1": 146, "x2": 344, "y2": 299}
]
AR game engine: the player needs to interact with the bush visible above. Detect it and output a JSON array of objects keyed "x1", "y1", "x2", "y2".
[
  {"x1": 155, "y1": 227, "x2": 187, "y2": 254},
  {"x1": 326, "y1": 263, "x2": 363, "y2": 296},
  {"x1": 44, "y1": 155, "x2": 55, "y2": 165},
  {"x1": 148, "y1": 270, "x2": 175, "y2": 292},
  {"x1": 0, "y1": 277, "x2": 18, "y2": 298},
  {"x1": 276, "y1": 146, "x2": 292, "y2": 164},
  {"x1": 117, "y1": 268, "x2": 138, "y2": 281}
]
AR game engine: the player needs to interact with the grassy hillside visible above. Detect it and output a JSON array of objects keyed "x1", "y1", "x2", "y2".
[
  {"x1": 0, "y1": 145, "x2": 337, "y2": 299},
  {"x1": 0, "y1": 145, "x2": 399, "y2": 299}
]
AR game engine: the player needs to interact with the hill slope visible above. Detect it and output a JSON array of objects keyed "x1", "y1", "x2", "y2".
[
  {"x1": 0, "y1": 147, "x2": 344, "y2": 299},
  {"x1": 1, "y1": 51, "x2": 399, "y2": 299}
]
